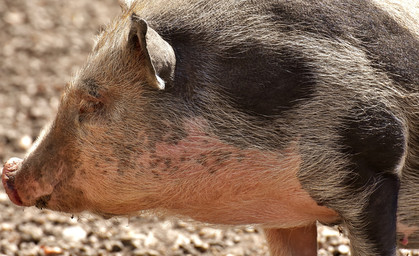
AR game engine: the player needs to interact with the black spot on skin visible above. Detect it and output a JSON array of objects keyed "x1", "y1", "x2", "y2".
[
  {"x1": 83, "y1": 79, "x2": 101, "y2": 98},
  {"x1": 171, "y1": 165, "x2": 180, "y2": 172},
  {"x1": 117, "y1": 169, "x2": 125, "y2": 176},
  {"x1": 118, "y1": 158, "x2": 137, "y2": 172},
  {"x1": 196, "y1": 154, "x2": 208, "y2": 166},
  {"x1": 162, "y1": 128, "x2": 188, "y2": 145},
  {"x1": 149, "y1": 159, "x2": 161, "y2": 169},
  {"x1": 237, "y1": 154, "x2": 246, "y2": 162},
  {"x1": 164, "y1": 158, "x2": 172, "y2": 168},
  {"x1": 340, "y1": 104, "x2": 405, "y2": 188},
  {"x1": 135, "y1": 172, "x2": 142, "y2": 178},
  {"x1": 213, "y1": 150, "x2": 232, "y2": 164},
  {"x1": 208, "y1": 167, "x2": 218, "y2": 174},
  {"x1": 35, "y1": 194, "x2": 51, "y2": 209},
  {"x1": 151, "y1": 170, "x2": 160, "y2": 179}
]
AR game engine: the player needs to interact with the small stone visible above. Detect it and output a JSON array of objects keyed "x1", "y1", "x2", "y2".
[
  {"x1": 327, "y1": 245, "x2": 335, "y2": 253},
  {"x1": 338, "y1": 244, "x2": 350, "y2": 254},
  {"x1": 191, "y1": 234, "x2": 209, "y2": 252},
  {"x1": 62, "y1": 226, "x2": 87, "y2": 242},
  {"x1": 41, "y1": 245, "x2": 63, "y2": 255},
  {"x1": 321, "y1": 226, "x2": 340, "y2": 237},
  {"x1": 0, "y1": 222, "x2": 14, "y2": 231},
  {"x1": 4, "y1": 12, "x2": 25, "y2": 25},
  {"x1": 105, "y1": 241, "x2": 123, "y2": 252},
  {"x1": 199, "y1": 227, "x2": 223, "y2": 240},
  {"x1": 233, "y1": 235, "x2": 241, "y2": 243},
  {"x1": 244, "y1": 226, "x2": 256, "y2": 233},
  {"x1": 133, "y1": 249, "x2": 159, "y2": 256},
  {"x1": 328, "y1": 235, "x2": 340, "y2": 246},
  {"x1": 19, "y1": 135, "x2": 33, "y2": 150},
  {"x1": 318, "y1": 248, "x2": 329, "y2": 256},
  {"x1": 0, "y1": 192, "x2": 10, "y2": 203},
  {"x1": 172, "y1": 233, "x2": 191, "y2": 250},
  {"x1": 19, "y1": 223, "x2": 43, "y2": 242},
  {"x1": 144, "y1": 232, "x2": 158, "y2": 247}
]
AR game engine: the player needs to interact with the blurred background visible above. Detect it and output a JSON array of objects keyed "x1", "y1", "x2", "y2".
[{"x1": 0, "y1": 0, "x2": 418, "y2": 255}]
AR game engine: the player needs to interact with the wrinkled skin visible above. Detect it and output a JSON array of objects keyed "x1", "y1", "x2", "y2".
[{"x1": 2, "y1": 0, "x2": 419, "y2": 255}]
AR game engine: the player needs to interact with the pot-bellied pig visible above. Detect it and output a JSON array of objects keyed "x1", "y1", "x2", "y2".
[{"x1": 2, "y1": 0, "x2": 419, "y2": 255}]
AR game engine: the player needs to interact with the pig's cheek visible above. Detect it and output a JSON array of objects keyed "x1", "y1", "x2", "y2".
[{"x1": 47, "y1": 182, "x2": 87, "y2": 213}]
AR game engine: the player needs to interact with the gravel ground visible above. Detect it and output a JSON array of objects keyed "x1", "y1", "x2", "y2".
[{"x1": 0, "y1": 0, "x2": 418, "y2": 255}]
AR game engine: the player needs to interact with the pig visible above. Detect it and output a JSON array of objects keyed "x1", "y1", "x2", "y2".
[{"x1": 2, "y1": 0, "x2": 419, "y2": 255}]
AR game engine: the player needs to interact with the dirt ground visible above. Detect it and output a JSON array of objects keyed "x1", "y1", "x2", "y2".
[{"x1": 0, "y1": 0, "x2": 418, "y2": 255}]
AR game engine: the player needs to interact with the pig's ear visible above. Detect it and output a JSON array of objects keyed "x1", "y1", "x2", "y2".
[
  {"x1": 128, "y1": 14, "x2": 176, "y2": 90},
  {"x1": 118, "y1": 0, "x2": 135, "y2": 11}
]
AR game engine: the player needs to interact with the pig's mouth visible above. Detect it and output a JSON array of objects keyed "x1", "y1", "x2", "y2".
[{"x1": 2, "y1": 158, "x2": 23, "y2": 206}]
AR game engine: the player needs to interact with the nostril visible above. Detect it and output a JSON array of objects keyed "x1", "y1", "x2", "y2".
[
  {"x1": 2, "y1": 157, "x2": 22, "y2": 175},
  {"x1": 2, "y1": 158, "x2": 23, "y2": 206}
]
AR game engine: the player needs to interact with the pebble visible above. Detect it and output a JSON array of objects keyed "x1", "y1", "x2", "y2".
[
  {"x1": 18, "y1": 135, "x2": 33, "y2": 150},
  {"x1": 62, "y1": 226, "x2": 87, "y2": 242},
  {"x1": 199, "y1": 227, "x2": 223, "y2": 240},
  {"x1": 41, "y1": 245, "x2": 63, "y2": 255},
  {"x1": 338, "y1": 244, "x2": 350, "y2": 254},
  {"x1": 4, "y1": 11, "x2": 25, "y2": 25},
  {"x1": 19, "y1": 223, "x2": 43, "y2": 242},
  {"x1": 191, "y1": 234, "x2": 210, "y2": 252},
  {"x1": 0, "y1": 192, "x2": 10, "y2": 203}
]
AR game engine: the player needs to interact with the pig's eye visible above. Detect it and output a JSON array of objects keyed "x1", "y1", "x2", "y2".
[{"x1": 78, "y1": 100, "x2": 105, "y2": 123}]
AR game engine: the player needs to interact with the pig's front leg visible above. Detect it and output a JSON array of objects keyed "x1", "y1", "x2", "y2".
[
  {"x1": 264, "y1": 224, "x2": 317, "y2": 256},
  {"x1": 322, "y1": 106, "x2": 404, "y2": 256},
  {"x1": 344, "y1": 175, "x2": 400, "y2": 256}
]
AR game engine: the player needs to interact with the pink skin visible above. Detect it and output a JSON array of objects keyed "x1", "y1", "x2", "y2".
[
  {"x1": 69, "y1": 118, "x2": 340, "y2": 228},
  {"x1": 2, "y1": 158, "x2": 23, "y2": 206},
  {"x1": 398, "y1": 222, "x2": 419, "y2": 246}
]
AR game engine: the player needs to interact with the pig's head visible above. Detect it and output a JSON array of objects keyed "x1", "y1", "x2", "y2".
[{"x1": 2, "y1": 11, "x2": 177, "y2": 217}]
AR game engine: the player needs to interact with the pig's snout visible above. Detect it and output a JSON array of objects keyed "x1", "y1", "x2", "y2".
[{"x1": 2, "y1": 158, "x2": 23, "y2": 206}]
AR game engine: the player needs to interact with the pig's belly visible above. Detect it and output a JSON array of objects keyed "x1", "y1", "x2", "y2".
[
  {"x1": 140, "y1": 120, "x2": 340, "y2": 228},
  {"x1": 167, "y1": 165, "x2": 340, "y2": 228}
]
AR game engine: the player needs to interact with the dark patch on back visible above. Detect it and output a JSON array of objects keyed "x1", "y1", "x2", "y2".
[
  {"x1": 269, "y1": 1, "x2": 419, "y2": 87},
  {"x1": 162, "y1": 23, "x2": 317, "y2": 116},
  {"x1": 157, "y1": 27, "x2": 208, "y2": 98},
  {"x1": 339, "y1": 103, "x2": 405, "y2": 188},
  {"x1": 218, "y1": 46, "x2": 317, "y2": 116}
]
